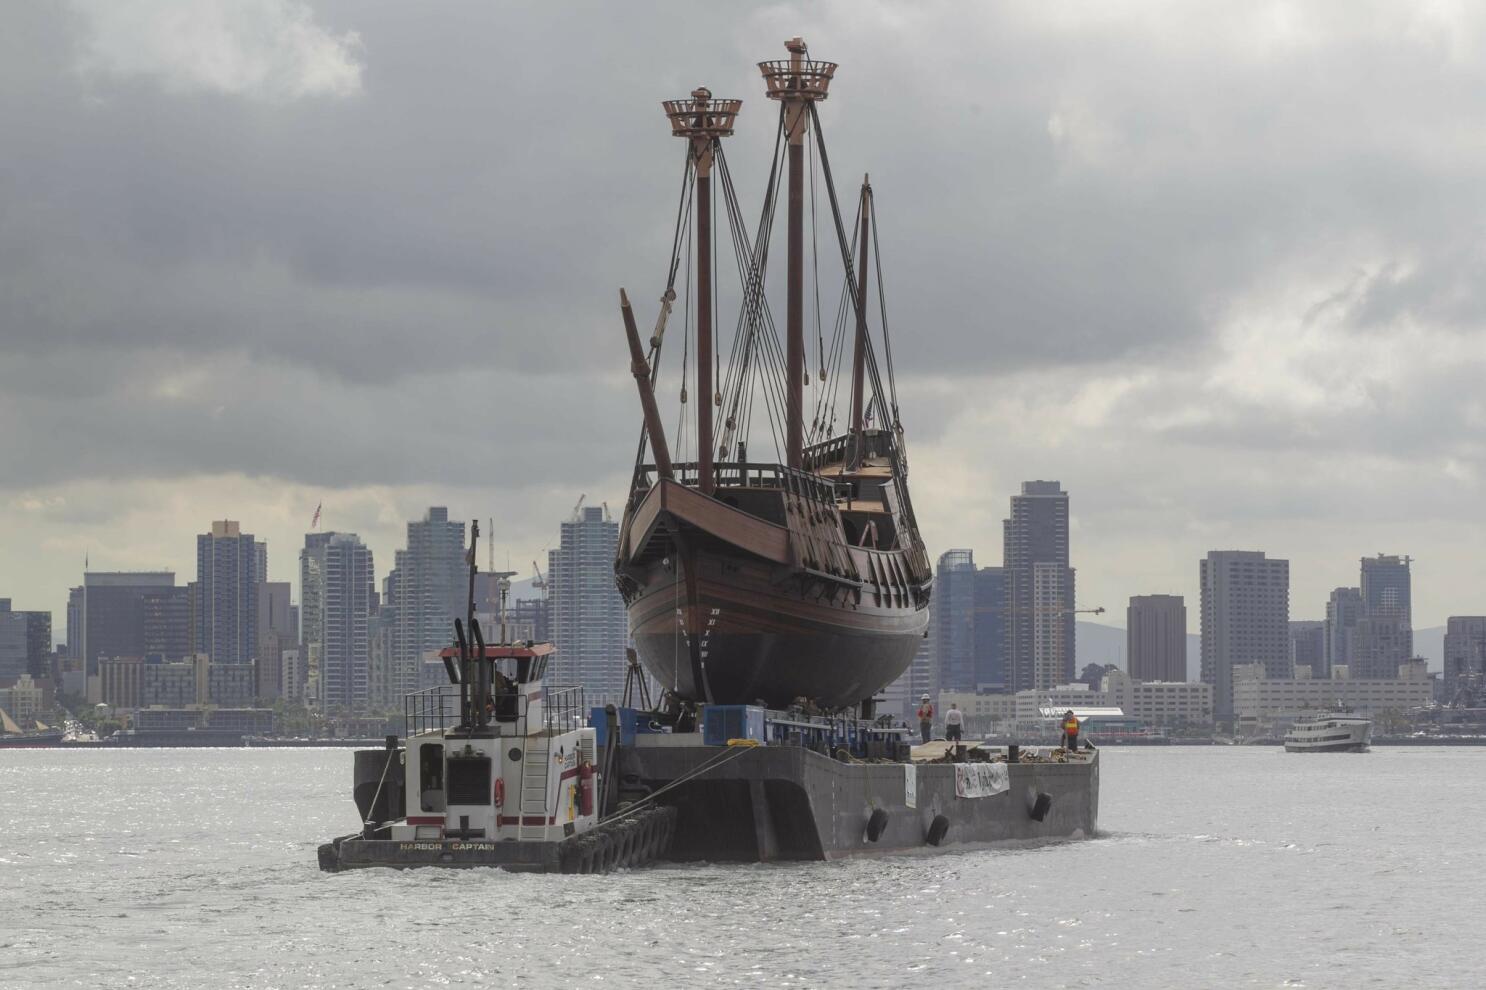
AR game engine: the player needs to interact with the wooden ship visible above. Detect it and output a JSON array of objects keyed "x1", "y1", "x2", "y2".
[{"x1": 615, "y1": 39, "x2": 932, "y2": 712}]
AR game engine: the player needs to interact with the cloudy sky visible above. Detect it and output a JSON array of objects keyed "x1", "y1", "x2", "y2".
[{"x1": 4, "y1": 1, "x2": 1485, "y2": 644}]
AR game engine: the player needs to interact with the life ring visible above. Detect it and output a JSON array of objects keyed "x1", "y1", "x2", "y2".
[{"x1": 493, "y1": 777, "x2": 506, "y2": 808}]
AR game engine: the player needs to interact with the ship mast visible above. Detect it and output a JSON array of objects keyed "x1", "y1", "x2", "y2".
[
  {"x1": 664, "y1": 87, "x2": 741, "y2": 495},
  {"x1": 761, "y1": 38, "x2": 835, "y2": 470},
  {"x1": 848, "y1": 176, "x2": 871, "y2": 463}
]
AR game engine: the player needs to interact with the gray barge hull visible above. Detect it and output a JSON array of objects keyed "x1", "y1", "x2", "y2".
[
  {"x1": 625, "y1": 745, "x2": 1099, "y2": 861},
  {"x1": 319, "y1": 742, "x2": 1099, "y2": 872}
]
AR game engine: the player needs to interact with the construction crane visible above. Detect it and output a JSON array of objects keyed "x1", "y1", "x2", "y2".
[
  {"x1": 531, "y1": 560, "x2": 547, "y2": 591},
  {"x1": 570, "y1": 493, "x2": 586, "y2": 521}
]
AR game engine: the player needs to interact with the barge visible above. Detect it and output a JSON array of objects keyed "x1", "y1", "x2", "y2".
[{"x1": 318, "y1": 640, "x2": 1098, "y2": 874}]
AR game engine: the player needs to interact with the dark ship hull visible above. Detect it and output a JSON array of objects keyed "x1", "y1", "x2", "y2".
[
  {"x1": 626, "y1": 550, "x2": 926, "y2": 708},
  {"x1": 617, "y1": 458, "x2": 930, "y2": 709}
]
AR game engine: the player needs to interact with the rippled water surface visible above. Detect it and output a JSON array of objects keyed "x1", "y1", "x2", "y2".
[{"x1": 2, "y1": 746, "x2": 1483, "y2": 989}]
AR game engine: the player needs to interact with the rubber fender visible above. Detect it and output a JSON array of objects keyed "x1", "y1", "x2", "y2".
[
  {"x1": 1029, "y1": 792, "x2": 1053, "y2": 822},
  {"x1": 617, "y1": 824, "x2": 638, "y2": 867},
  {"x1": 597, "y1": 831, "x2": 618, "y2": 873},
  {"x1": 588, "y1": 833, "x2": 608, "y2": 874},
  {"x1": 558, "y1": 834, "x2": 590, "y2": 875},
  {"x1": 578, "y1": 836, "x2": 599, "y2": 875},
  {"x1": 317, "y1": 843, "x2": 339, "y2": 873},
  {"x1": 865, "y1": 808, "x2": 889, "y2": 843},
  {"x1": 925, "y1": 814, "x2": 950, "y2": 847}
]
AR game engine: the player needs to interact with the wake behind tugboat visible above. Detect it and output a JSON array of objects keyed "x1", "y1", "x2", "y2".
[{"x1": 318, "y1": 38, "x2": 1099, "y2": 876}]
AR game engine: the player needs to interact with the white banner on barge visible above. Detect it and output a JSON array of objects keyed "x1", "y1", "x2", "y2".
[{"x1": 954, "y1": 762, "x2": 1010, "y2": 798}]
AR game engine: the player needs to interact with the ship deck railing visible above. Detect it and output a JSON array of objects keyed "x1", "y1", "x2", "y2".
[
  {"x1": 628, "y1": 460, "x2": 849, "y2": 509},
  {"x1": 404, "y1": 684, "x2": 588, "y2": 740}
]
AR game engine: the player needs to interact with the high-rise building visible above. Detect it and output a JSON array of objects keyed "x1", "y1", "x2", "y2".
[
  {"x1": 0, "y1": 599, "x2": 52, "y2": 684},
  {"x1": 280, "y1": 649, "x2": 304, "y2": 704},
  {"x1": 1325, "y1": 587, "x2": 1363, "y2": 677},
  {"x1": 65, "y1": 586, "x2": 84, "y2": 661},
  {"x1": 973, "y1": 567, "x2": 1008, "y2": 691},
  {"x1": 934, "y1": 550, "x2": 977, "y2": 693},
  {"x1": 1354, "y1": 554, "x2": 1412, "y2": 678},
  {"x1": 140, "y1": 586, "x2": 191, "y2": 662},
  {"x1": 1443, "y1": 616, "x2": 1486, "y2": 702},
  {"x1": 1003, "y1": 481, "x2": 1074, "y2": 692},
  {"x1": 195, "y1": 521, "x2": 263, "y2": 666},
  {"x1": 1351, "y1": 617, "x2": 1411, "y2": 679},
  {"x1": 383, "y1": 507, "x2": 467, "y2": 703},
  {"x1": 80, "y1": 572, "x2": 177, "y2": 697},
  {"x1": 368, "y1": 609, "x2": 395, "y2": 710},
  {"x1": 1360, "y1": 554, "x2": 1412, "y2": 627},
  {"x1": 902, "y1": 635, "x2": 935, "y2": 719},
  {"x1": 1128, "y1": 595, "x2": 1186, "y2": 682},
  {"x1": 1200, "y1": 551, "x2": 1289, "y2": 722},
  {"x1": 256, "y1": 581, "x2": 295, "y2": 701},
  {"x1": 547, "y1": 505, "x2": 627, "y2": 703},
  {"x1": 927, "y1": 552, "x2": 1007, "y2": 695},
  {"x1": 1289, "y1": 620, "x2": 1325, "y2": 677},
  {"x1": 301, "y1": 533, "x2": 374, "y2": 712}
]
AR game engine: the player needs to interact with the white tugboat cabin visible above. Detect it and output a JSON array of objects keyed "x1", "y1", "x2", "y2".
[{"x1": 394, "y1": 643, "x2": 600, "y2": 848}]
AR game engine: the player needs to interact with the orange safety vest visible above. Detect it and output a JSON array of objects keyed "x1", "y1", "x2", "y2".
[
  {"x1": 917, "y1": 705, "x2": 934, "y2": 720},
  {"x1": 1062, "y1": 716, "x2": 1079, "y2": 735}
]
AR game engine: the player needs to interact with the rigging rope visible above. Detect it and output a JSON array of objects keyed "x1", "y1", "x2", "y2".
[
  {"x1": 631, "y1": 153, "x2": 695, "y2": 477},
  {"x1": 808, "y1": 103, "x2": 896, "y2": 443}
]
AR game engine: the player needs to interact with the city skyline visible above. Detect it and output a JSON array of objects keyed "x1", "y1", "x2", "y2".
[
  {"x1": 10, "y1": 503, "x2": 1470, "y2": 667},
  {"x1": 5, "y1": 5, "x2": 1486, "y2": 650}
]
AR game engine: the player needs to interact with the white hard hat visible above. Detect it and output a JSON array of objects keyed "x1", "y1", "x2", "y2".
[{"x1": 921, "y1": 694, "x2": 930, "y2": 700}]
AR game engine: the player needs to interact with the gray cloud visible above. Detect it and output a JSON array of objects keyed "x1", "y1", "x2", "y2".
[{"x1": 5, "y1": 1, "x2": 1486, "y2": 629}]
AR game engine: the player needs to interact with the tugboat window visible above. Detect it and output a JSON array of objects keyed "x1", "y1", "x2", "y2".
[
  {"x1": 447, "y1": 756, "x2": 493, "y2": 806},
  {"x1": 420, "y1": 744, "x2": 445, "y2": 812}
]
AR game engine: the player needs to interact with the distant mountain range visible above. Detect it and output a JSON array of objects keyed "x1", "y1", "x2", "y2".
[{"x1": 1076, "y1": 621, "x2": 1445, "y2": 682}]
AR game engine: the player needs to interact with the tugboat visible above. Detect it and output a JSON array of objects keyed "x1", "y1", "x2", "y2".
[
  {"x1": 614, "y1": 37, "x2": 931, "y2": 711},
  {"x1": 319, "y1": 523, "x2": 675, "y2": 874}
]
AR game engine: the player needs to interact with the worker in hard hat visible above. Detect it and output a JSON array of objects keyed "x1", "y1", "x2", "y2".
[
  {"x1": 1062, "y1": 710, "x2": 1081, "y2": 750},
  {"x1": 916, "y1": 694, "x2": 935, "y2": 745}
]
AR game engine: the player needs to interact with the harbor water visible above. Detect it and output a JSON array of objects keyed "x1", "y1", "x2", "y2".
[{"x1": 2, "y1": 746, "x2": 1481, "y2": 989}]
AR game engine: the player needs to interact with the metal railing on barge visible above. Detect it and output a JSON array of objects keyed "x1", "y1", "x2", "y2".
[{"x1": 700, "y1": 704, "x2": 912, "y2": 760}]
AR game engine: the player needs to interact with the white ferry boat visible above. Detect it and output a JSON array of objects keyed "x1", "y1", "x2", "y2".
[{"x1": 1284, "y1": 710, "x2": 1372, "y2": 753}]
